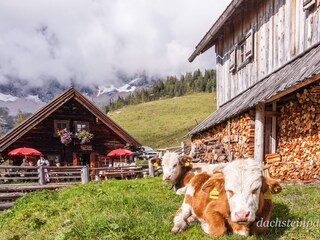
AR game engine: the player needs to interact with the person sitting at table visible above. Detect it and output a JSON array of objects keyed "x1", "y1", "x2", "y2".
[
  {"x1": 20, "y1": 157, "x2": 30, "y2": 177},
  {"x1": 21, "y1": 158, "x2": 29, "y2": 167}
]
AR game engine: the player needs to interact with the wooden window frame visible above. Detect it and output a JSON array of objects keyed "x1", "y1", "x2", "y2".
[
  {"x1": 229, "y1": 46, "x2": 237, "y2": 73},
  {"x1": 54, "y1": 120, "x2": 70, "y2": 133},
  {"x1": 47, "y1": 154, "x2": 60, "y2": 165},
  {"x1": 245, "y1": 29, "x2": 253, "y2": 59},
  {"x1": 236, "y1": 29, "x2": 254, "y2": 71},
  {"x1": 74, "y1": 121, "x2": 90, "y2": 132},
  {"x1": 303, "y1": 0, "x2": 315, "y2": 10},
  {"x1": 237, "y1": 39, "x2": 247, "y2": 70}
]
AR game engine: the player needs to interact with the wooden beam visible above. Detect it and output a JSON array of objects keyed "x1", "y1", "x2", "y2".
[
  {"x1": 254, "y1": 103, "x2": 265, "y2": 162},
  {"x1": 266, "y1": 74, "x2": 320, "y2": 103},
  {"x1": 265, "y1": 111, "x2": 280, "y2": 117},
  {"x1": 271, "y1": 102, "x2": 277, "y2": 153}
]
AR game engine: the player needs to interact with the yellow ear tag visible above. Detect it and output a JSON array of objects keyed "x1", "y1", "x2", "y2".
[
  {"x1": 264, "y1": 190, "x2": 273, "y2": 200},
  {"x1": 153, "y1": 162, "x2": 158, "y2": 168},
  {"x1": 184, "y1": 162, "x2": 190, "y2": 167},
  {"x1": 209, "y1": 188, "x2": 219, "y2": 199}
]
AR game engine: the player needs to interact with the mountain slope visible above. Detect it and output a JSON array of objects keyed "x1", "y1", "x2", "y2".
[{"x1": 108, "y1": 92, "x2": 216, "y2": 148}]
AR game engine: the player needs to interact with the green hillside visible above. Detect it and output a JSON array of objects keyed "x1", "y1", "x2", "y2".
[{"x1": 107, "y1": 92, "x2": 216, "y2": 149}]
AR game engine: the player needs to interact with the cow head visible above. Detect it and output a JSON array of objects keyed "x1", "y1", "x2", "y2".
[
  {"x1": 222, "y1": 158, "x2": 265, "y2": 224},
  {"x1": 151, "y1": 152, "x2": 192, "y2": 184}
]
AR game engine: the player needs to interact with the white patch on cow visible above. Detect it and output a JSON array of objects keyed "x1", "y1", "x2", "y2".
[
  {"x1": 223, "y1": 158, "x2": 263, "y2": 223},
  {"x1": 194, "y1": 162, "x2": 227, "y2": 174},
  {"x1": 185, "y1": 185, "x2": 195, "y2": 196},
  {"x1": 172, "y1": 202, "x2": 192, "y2": 233},
  {"x1": 234, "y1": 229, "x2": 249, "y2": 236},
  {"x1": 176, "y1": 187, "x2": 187, "y2": 195},
  {"x1": 186, "y1": 215, "x2": 197, "y2": 223},
  {"x1": 198, "y1": 218, "x2": 210, "y2": 234},
  {"x1": 161, "y1": 152, "x2": 182, "y2": 184}
]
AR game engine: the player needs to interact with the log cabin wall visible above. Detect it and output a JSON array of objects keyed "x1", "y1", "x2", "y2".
[
  {"x1": 191, "y1": 111, "x2": 255, "y2": 163},
  {"x1": 7, "y1": 99, "x2": 127, "y2": 165},
  {"x1": 216, "y1": 0, "x2": 320, "y2": 107},
  {"x1": 269, "y1": 84, "x2": 320, "y2": 180}
]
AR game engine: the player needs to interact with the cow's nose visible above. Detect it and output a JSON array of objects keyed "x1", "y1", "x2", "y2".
[
  {"x1": 235, "y1": 210, "x2": 250, "y2": 221},
  {"x1": 163, "y1": 175, "x2": 171, "y2": 181}
]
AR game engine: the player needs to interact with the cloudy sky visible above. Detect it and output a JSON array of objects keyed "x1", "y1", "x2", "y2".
[{"x1": 0, "y1": 0, "x2": 230, "y2": 88}]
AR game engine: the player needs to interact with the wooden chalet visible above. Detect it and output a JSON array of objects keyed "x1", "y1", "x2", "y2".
[
  {"x1": 188, "y1": 0, "x2": 320, "y2": 181},
  {"x1": 0, "y1": 87, "x2": 141, "y2": 167}
]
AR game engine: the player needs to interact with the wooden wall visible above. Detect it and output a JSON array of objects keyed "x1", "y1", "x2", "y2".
[
  {"x1": 216, "y1": 0, "x2": 320, "y2": 107},
  {"x1": 7, "y1": 99, "x2": 127, "y2": 164}
]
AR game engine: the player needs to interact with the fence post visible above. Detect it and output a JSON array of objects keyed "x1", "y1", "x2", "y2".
[
  {"x1": 148, "y1": 160, "x2": 155, "y2": 177},
  {"x1": 81, "y1": 166, "x2": 90, "y2": 184},
  {"x1": 181, "y1": 141, "x2": 185, "y2": 155},
  {"x1": 38, "y1": 167, "x2": 45, "y2": 185}
]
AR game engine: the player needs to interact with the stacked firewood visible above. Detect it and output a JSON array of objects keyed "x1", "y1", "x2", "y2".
[
  {"x1": 192, "y1": 112, "x2": 255, "y2": 163},
  {"x1": 271, "y1": 86, "x2": 320, "y2": 181},
  {"x1": 192, "y1": 139, "x2": 227, "y2": 163}
]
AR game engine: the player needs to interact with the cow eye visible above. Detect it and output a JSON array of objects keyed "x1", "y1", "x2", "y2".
[
  {"x1": 173, "y1": 164, "x2": 177, "y2": 168},
  {"x1": 252, "y1": 188, "x2": 259, "y2": 194},
  {"x1": 226, "y1": 190, "x2": 234, "y2": 198}
]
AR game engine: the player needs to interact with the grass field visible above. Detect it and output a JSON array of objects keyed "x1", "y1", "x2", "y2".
[
  {"x1": 107, "y1": 93, "x2": 216, "y2": 149},
  {"x1": 0, "y1": 178, "x2": 319, "y2": 240}
]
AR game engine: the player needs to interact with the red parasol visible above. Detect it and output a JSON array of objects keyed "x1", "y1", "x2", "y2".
[
  {"x1": 8, "y1": 147, "x2": 43, "y2": 156},
  {"x1": 107, "y1": 148, "x2": 133, "y2": 157}
]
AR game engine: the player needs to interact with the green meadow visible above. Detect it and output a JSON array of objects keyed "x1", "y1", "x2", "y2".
[
  {"x1": 107, "y1": 92, "x2": 216, "y2": 149},
  {"x1": 0, "y1": 178, "x2": 319, "y2": 240}
]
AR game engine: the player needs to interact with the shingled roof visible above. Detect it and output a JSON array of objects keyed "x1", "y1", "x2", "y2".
[
  {"x1": 0, "y1": 87, "x2": 141, "y2": 152},
  {"x1": 187, "y1": 43, "x2": 320, "y2": 136}
]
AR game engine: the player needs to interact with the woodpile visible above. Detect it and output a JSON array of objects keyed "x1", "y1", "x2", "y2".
[
  {"x1": 192, "y1": 112, "x2": 255, "y2": 163},
  {"x1": 191, "y1": 84, "x2": 320, "y2": 182},
  {"x1": 272, "y1": 86, "x2": 320, "y2": 181}
]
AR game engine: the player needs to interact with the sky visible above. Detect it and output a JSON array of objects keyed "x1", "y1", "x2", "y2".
[{"x1": 0, "y1": 0, "x2": 230, "y2": 88}]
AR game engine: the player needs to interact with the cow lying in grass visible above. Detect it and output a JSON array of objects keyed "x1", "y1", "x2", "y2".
[
  {"x1": 171, "y1": 158, "x2": 282, "y2": 236},
  {"x1": 151, "y1": 152, "x2": 225, "y2": 193}
]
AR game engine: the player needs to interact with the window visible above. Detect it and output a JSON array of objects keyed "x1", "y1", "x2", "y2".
[
  {"x1": 238, "y1": 41, "x2": 246, "y2": 66},
  {"x1": 74, "y1": 121, "x2": 89, "y2": 132},
  {"x1": 235, "y1": 29, "x2": 254, "y2": 71},
  {"x1": 54, "y1": 120, "x2": 70, "y2": 132},
  {"x1": 47, "y1": 154, "x2": 60, "y2": 165},
  {"x1": 303, "y1": 0, "x2": 315, "y2": 10}
]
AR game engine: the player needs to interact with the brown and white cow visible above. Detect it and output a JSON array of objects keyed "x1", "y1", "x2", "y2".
[
  {"x1": 151, "y1": 151, "x2": 226, "y2": 193},
  {"x1": 171, "y1": 158, "x2": 282, "y2": 236}
]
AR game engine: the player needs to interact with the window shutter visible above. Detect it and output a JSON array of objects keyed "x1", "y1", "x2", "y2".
[
  {"x1": 245, "y1": 30, "x2": 253, "y2": 59},
  {"x1": 303, "y1": 0, "x2": 315, "y2": 10},
  {"x1": 229, "y1": 48, "x2": 236, "y2": 72}
]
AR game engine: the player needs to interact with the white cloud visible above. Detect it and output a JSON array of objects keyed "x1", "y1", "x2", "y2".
[{"x1": 0, "y1": 0, "x2": 229, "y2": 88}]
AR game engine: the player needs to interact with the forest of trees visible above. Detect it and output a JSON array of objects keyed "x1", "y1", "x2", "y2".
[
  {"x1": 103, "y1": 69, "x2": 216, "y2": 113},
  {"x1": 0, "y1": 108, "x2": 31, "y2": 135}
]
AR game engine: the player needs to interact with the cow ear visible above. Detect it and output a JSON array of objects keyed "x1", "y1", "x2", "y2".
[
  {"x1": 201, "y1": 173, "x2": 225, "y2": 194},
  {"x1": 178, "y1": 155, "x2": 193, "y2": 167},
  {"x1": 150, "y1": 157, "x2": 162, "y2": 167},
  {"x1": 261, "y1": 176, "x2": 282, "y2": 194}
]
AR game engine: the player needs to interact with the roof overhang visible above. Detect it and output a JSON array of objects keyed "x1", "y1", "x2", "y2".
[
  {"x1": 187, "y1": 43, "x2": 320, "y2": 136},
  {"x1": 188, "y1": 0, "x2": 245, "y2": 62}
]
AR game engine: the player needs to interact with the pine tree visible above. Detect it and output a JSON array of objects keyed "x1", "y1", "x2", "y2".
[
  {"x1": 15, "y1": 109, "x2": 27, "y2": 126},
  {"x1": 103, "y1": 69, "x2": 216, "y2": 112}
]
